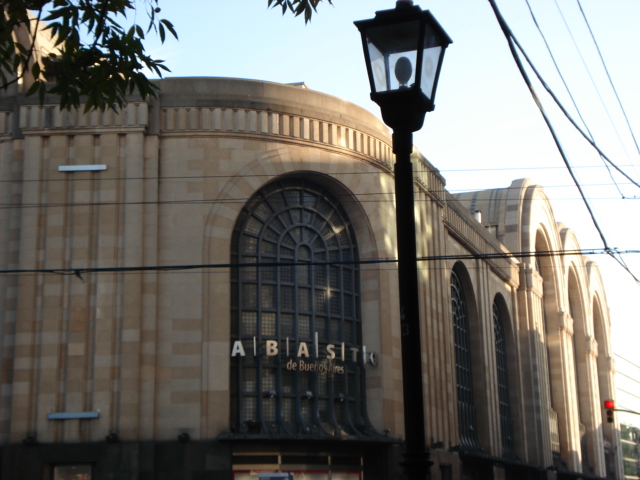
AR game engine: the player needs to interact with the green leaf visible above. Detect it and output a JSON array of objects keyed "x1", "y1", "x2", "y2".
[
  {"x1": 26, "y1": 79, "x2": 42, "y2": 97},
  {"x1": 31, "y1": 61, "x2": 41, "y2": 79},
  {"x1": 159, "y1": 19, "x2": 177, "y2": 40}
]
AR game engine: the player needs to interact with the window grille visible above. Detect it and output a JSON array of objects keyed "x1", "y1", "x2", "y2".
[
  {"x1": 231, "y1": 179, "x2": 373, "y2": 437},
  {"x1": 494, "y1": 302, "x2": 515, "y2": 457},
  {"x1": 451, "y1": 270, "x2": 479, "y2": 448}
]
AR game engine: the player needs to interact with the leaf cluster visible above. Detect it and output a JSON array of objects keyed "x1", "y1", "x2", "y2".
[
  {"x1": 267, "y1": 0, "x2": 332, "y2": 24},
  {"x1": 1, "y1": 0, "x2": 177, "y2": 111}
]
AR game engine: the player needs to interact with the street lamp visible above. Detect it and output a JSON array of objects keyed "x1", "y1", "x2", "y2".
[{"x1": 355, "y1": 2, "x2": 452, "y2": 480}]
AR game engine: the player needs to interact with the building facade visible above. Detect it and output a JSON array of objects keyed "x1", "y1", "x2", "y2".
[
  {"x1": 0, "y1": 76, "x2": 624, "y2": 480},
  {"x1": 621, "y1": 424, "x2": 640, "y2": 480}
]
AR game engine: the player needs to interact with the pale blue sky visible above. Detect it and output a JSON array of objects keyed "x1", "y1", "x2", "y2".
[{"x1": 138, "y1": 0, "x2": 640, "y2": 421}]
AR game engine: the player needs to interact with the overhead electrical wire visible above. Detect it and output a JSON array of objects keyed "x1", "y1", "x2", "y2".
[
  {"x1": 1, "y1": 189, "x2": 639, "y2": 211},
  {"x1": 576, "y1": 0, "x2": 640, "y2": 159},
  {"x1": 525, "y1": 0, "x2": 624, "y2": 198},
  {"x1": 486, "y1": 0, "x2": 640, "y2": 287},
  {"x1": 488, "y1": 0, "x2": 640, "y2": 193},
  {"x1": 616, "y1": 370, "x2": 640, "y2": 386},
  {"x1": 551, "y1": 0, "x2": 632, "y2": 157},
  {"x1": 0, "y1": 247, "x2": 637, "y2": 277},
  {"x1": 615, "y1": 353, "x2": 640, "y2": 372},
  {"x1": 617, "y1": 388, "x2": 640, "y2": 403},
  {"x1": 3, "y1": 164, "x2": 639, "y2": 186}
]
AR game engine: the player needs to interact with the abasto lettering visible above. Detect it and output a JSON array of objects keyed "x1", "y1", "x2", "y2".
[{"x1": 230, "y1": 334, "x2": 377, "y2": 373}]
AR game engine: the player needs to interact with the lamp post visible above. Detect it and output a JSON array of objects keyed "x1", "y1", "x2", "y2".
[{"x1": 354, "y1": 3, "x2": 451, "y2": 480}]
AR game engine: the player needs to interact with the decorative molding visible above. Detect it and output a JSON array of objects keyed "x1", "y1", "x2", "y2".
[
  {"x1": 522, "y1": 267, "x2": 544, "y2": 296},
  {"x1": 159, "y1": 106, "x2": 394, "y2": 170},
  {"x1": 585, "y1": 335, "x2": 598, "y2": 356},
  {"x1": 558, "y1": 311, "x2": 574, "y2": 335},
  {"x1": 19, "y1": 103, "x2": 148, "y2": 132},
  {"x1": 0, "y1": 110, "x2": 12, "y2": 137}
]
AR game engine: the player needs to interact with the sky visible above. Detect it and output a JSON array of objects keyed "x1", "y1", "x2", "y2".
[{"x1": 135, "y1": 0, "x2": 640, "y2": 424}]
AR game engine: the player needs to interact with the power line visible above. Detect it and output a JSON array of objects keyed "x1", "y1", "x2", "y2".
[
  {"x1": 618, "y1": 387, "x2": 640, "y2": 403},
  {"x1": 577, "y1": 0, "x2": 640, "y2": 159},
  {"x1": 489, "y1": 3, "x2": 640, "y2": 193},
  {"x1": 616, "y1": 371, "x2": 640, "y2": 386},
  {"x1": 526, "y1": 0, "x2": 626, "y2": 198},
  {"x1": 0, "y1": 247, "x2": 636, "y2": 277},
  {"x1": 615, "y1": 353, "x2": 640, "y2": 372},
  {"x1": 486, "y1": 0, "x2": 640, "y2": 287},
  {"x1": 3, "y1": 181, "x2": 640, "y2": 211}
]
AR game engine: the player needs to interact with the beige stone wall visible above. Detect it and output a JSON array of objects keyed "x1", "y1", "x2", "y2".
[
  {"x1": 1, "y1": 79, "x2": 406, "y2": 445},
  {"x1": 455, "y1": 179, "x2": 623, "y2": 478}
]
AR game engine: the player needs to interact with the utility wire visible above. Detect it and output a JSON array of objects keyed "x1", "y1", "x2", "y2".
[
  {"x1": 3, "y1": 164, "x2": 640, "y2": 185},
  {"x1": 577, "y1": 0, "x2": 640, "y2": 158},
  {"x1": 0, "y1": 248, "x2": 636, "y2": 277},
  {"x1": 3, "y1": 181, "x2": 640, "y2": 211},
  {"x1": 486, "y1": 0, "x2": 640, "y2": 287},
  {"x1": 615, "y1": 353, "x2": 640, "y2": 372},
  {"x1": 618, "y1": 387, "x2": 640, "y2": 402},
  {"x1": 2, "y1": 193, "x2": 639, "y2": 211},
  {"x1": 486, "y1": 1, "x2": 606, "y2": 246},
  {"x1": 488, "y1": 0, "x2": 640, "y2": 193},
  {"x1": 552, "y1": 0, "x2": 631, "y2": 160},
  {"x1": 530, "y1": 0, "x2": 625, "y2": 198},
  {"x1": 616, "y1": 371, "x2": 640, "y2": 386}
]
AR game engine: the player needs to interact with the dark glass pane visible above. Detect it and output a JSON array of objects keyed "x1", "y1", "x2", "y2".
[
  {"x1": 245, "y1": 217, "x2": 263, "y2": 235},
  {"x1": 281, "y1": 314, "x2": 294, "y2": 337},
  {"x1": 494, "y1": 302, "x2": 515, "y2": 457},
  {"x1": 315, "y1": 289, "x2": 327, "y2": 313},
  {"x1": 262, "y1": 313, "x2": 276, "y2": 336},
  {"x1": 451, "y1": 270, "x2": 479, "y2": 448},
  {"x1": 261, "y1": 285, "x2": 276, "y2": 309}
]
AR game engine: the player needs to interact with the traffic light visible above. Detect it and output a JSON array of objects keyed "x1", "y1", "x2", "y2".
[{"x1": 604, "y1": 399, "x2": 615, "y2": 423}]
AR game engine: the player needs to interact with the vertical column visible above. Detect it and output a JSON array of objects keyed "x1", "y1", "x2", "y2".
[
  {"x1": 583, "y1": 334, "x2": 606, "y2": 477},
  {"x1": 554, "y1": 312, "x2": 581, "y2": 471},
  {"x1": 118, "y1": 132, "x2": 146, "y2": 439},
  {"x1": 517, "y1": 266, "x2": 553, "y2": 466}
]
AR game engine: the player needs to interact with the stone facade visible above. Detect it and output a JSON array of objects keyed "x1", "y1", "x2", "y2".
[{"x1": 0, "y1": 77, "x2": 624, "y2": 480}]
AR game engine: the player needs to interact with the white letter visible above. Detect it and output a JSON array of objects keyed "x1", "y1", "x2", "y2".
[
  {"x1": 266, "y1": 340, "x2": 278, "y2": 356},
  {"x1": 326, "y1": 344, "x2": 336, "y2": 360},
  {"x1": 297, "y1": 342, "x2": 310, "y2": 358},
  {"x1": 368, "y1": 351, "x2": 378, "y2": 366},
  {"x1": 231, "y1": 341, "x2": 246, "y2": 357},
  {"x1": 350, "y1": 347, "x2": 359, "y2": 362}
]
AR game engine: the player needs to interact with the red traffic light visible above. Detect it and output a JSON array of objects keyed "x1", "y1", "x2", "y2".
[{"x1": 604, "y1": 400, "x2": 615, "y2": 410}]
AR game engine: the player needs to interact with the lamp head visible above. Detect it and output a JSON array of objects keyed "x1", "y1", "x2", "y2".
[{"x1": 355, "y1": 3, "x2": 452, "y2": 132}]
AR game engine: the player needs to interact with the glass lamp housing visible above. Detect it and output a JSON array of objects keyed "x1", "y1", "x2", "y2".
[{"x1": 355, "y1": 2, "x2": 452, "y2": 132}]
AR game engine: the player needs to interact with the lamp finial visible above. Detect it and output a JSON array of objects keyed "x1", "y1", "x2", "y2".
[{"x1": 396, "y1": 0, "x2": 414, "y2": 8}]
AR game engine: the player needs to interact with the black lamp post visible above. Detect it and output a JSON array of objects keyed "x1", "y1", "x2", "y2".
[{"x1": 355, "y1": 2, "x2": 451, "y2": 480}]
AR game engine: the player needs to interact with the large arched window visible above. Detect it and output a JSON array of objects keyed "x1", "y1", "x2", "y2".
[
  {"x1": 493, "y1": 298, "x2": 515, "y2": 457},
  {"x1": 451, "y1": 268, "x2": 479, "y2": 449},
  {"x1": 230, "y1": 178, "x2": 372, "y2": 437}
]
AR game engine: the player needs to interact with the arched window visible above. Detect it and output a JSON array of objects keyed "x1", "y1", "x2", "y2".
[
  {"x1": 493, "y1": 300, "x2": 515, "y2": 457},
  {"x1": 451, "y1": 268, "x2": 479, "y2": 448},
  {"x1": 230, "y1": 178, "x2": 372, "y2": 437}
]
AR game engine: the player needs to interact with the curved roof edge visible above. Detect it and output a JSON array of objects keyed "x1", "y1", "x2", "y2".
[
  {"x1": 453, "y1": 178, "x2": 558, "y2": 253},
  {"x1": 153, "y1": 77, "x2": 391, "y2": 141}
]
